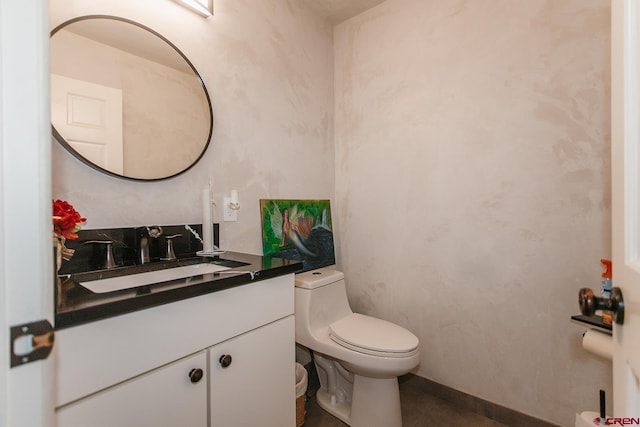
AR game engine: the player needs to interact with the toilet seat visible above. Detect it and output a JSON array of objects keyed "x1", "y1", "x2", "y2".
[{"x1": 329, "y1": 313, "x2": 419, "y2": 358}]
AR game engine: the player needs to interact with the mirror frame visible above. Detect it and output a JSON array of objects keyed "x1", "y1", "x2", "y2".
[{"x1": 50, "y1": 15, "x2": 213, "y2": 182}]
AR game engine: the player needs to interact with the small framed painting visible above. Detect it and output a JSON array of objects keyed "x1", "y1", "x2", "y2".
[{"x1": 260, "y1": 199, "x2": 335, "y2": 272}]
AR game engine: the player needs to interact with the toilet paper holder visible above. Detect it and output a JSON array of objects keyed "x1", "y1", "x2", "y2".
[{"x1": 578, "y1": 287, "x2": 625, "y2": 325}]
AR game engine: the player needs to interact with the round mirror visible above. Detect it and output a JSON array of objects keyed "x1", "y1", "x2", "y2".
[{"x1": 50, "y1": 15, "x2": 213, "y2": 181}]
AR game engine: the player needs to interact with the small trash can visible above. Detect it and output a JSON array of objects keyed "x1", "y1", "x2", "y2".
[{"x1": 295, "y1": 363, "x2": 308, "y2": 427}]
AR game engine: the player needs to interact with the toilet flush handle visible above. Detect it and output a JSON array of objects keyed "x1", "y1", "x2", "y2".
[{"x1": 578, "y1": 287, "x2": 625, "y2": 325}]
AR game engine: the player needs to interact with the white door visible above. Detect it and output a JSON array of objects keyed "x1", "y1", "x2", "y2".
[
  {"x1": 50, "y1": 74, "x2": 123, "y2": 174},
  {"x1": 0, "y1": 1, "x2": 55, "y2": 427},
  {"x1": 611, "y1": 0, "x2": 640, "y2": 418}
]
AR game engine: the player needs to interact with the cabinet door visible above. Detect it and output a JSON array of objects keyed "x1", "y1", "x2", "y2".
[
  {"x1": 210, "y1": 316, "x2": 295, "y2": 427},
  {"x1": 56, "y1": 351, "x2": 207, "y2": 427}
]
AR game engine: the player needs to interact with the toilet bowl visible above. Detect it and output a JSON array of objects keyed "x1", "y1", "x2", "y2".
[{"x1": 295, "y1": 268, "x2": 420, "y2": 427}]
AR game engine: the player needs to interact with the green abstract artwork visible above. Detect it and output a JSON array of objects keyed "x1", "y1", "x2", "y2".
[{"x1": 260, "y1": 199, "x2": 334, "y2": 272}]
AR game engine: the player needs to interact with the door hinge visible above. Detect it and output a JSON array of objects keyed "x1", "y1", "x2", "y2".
[{"x1": 10, "y1": 319, "x2": 54, "y2": 368}]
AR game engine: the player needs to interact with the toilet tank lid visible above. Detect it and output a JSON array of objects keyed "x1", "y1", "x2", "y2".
[{"x1": 295, "y1": 268, "x2": 344, "y2": 289}]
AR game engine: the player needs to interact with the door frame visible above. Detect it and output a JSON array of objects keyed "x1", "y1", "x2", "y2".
[
  {"x1": 611, "y1": 0, "x2": 640, "y2": 418},
  {"x1": 0, "y1": 1, "x2": 54, "y2": 426}
]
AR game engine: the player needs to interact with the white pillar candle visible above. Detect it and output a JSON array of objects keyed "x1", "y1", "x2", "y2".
[{"x1": 202, "y1": 188, "x2": 213, "y2": 253}]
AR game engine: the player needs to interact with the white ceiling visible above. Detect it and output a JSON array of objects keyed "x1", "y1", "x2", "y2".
[{"x1": 299, "y1": 0, "x2": 387, "y2": 24}]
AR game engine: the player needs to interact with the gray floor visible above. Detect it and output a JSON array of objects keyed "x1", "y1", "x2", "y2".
[{"x1": 301, "y1": 375, "x2": 511, "y2": 427}]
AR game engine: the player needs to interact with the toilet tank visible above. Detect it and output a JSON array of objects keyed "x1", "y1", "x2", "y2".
[
  {"x1": 295, "y1": 268, "x2": 345, "y2": 290},
  {"x1": 294, "y1": 268, "x2": 353, "y2": 336}
]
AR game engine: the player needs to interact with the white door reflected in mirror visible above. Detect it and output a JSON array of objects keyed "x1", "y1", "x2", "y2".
[{"x1": 51, "y1": 74, "x2": 123, "y2": 174}]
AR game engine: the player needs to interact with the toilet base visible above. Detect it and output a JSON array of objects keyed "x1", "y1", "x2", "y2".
[
  {"x1": 316, "y1": 374, "x2": 402, "y2": 427},
  {"x1": 316, "y1": 389, "x2": 351, "y2": 425}
]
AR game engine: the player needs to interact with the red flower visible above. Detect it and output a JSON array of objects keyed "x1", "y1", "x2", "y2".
[{"x1": 53, "y1": 199, "x2": 86, "y2": 240}]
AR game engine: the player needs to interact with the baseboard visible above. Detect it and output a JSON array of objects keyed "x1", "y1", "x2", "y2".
[{"x1": 400, "y1": 374, "x2": 562, "y2": 427}]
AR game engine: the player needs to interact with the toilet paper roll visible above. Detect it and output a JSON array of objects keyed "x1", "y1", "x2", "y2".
[{"x1": 582, "y1": 329, "x2": 612, "y2": 361}]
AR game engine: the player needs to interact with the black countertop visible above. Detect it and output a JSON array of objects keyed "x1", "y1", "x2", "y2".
[{"x1": 55, "y1": 252, "x2": 303, "y2": 329}]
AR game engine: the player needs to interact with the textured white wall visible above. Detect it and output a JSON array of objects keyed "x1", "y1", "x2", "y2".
[
  {"x1": 334, "y1": 1, "x2": 611, "y2": 425},
  {"x1": 50, "y1": 0, "x2": 335, "y2": 253}
]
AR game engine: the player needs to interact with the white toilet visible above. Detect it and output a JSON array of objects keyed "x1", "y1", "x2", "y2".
[{"x1": 295, "y1": 267, "x2": 420, "y2": 427}]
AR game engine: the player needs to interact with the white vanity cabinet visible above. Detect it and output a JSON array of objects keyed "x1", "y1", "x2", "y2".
[
  {"x1": 54, "y1": 273, "x2": 295, "y2": 427},
  {"x1": 57, "y1": 350, "x2": 208, "y2": 427},
  {"x1": 210, "y1": 316, "x2": 294, "y2": 426}
]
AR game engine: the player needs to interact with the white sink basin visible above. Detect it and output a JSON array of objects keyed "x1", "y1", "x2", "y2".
[{"x1": 80, "y1": 263, "x2": 230, "y2": 293}]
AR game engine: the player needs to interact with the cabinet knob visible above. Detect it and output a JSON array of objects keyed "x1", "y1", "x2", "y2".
[
  {"x1": 189, "y1": 368, "x2": 204, "y2": 383},
  {"x1": 219, "y1": 354, "x2": 232, "y2": 368}
]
